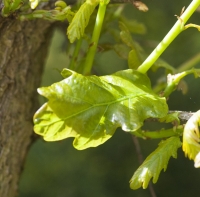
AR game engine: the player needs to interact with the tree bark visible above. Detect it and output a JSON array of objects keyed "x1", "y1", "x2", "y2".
[{"x1": 0, "y1": 10, "x2": 53, "y2": 197}]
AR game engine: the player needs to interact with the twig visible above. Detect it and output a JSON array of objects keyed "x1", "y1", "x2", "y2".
[
  {"x1": 145, "y1": 110, "x2": 194, "y2": 124},
  {"x1": 171, "y1": 110, "x2": 194, "y2": 122},
  {"x1": 132, "y1": 136, "x2": 157, "y2": 197},
  {"x1": 132, "y1": 136, "x2": 143, "y2": 164}
]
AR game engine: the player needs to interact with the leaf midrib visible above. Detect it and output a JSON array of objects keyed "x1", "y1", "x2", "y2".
[{"x1": 46, "y1": 92, "x2": 148, "y2": 126}]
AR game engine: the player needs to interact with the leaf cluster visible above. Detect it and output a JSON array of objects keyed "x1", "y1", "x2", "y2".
[
  {"x1": 4, "y1": 0, "x2": 200, "y2": 193},
  {"x1": 31, "y1": 0, "x2": 200, "y2": 192},
  {"x1": 34, "y1": 69, "x2": 168, "y2": 150},
  {"x1": 130, "y1": 137, "x2": 182, "y2": 189},
  {"x1": 67, "y1": 0, "x2": 99, "y2": 43}
]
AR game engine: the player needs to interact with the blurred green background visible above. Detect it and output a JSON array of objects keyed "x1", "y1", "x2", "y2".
[{"x1": 19, "y1": 0, "x2": 200, "y2": 197}]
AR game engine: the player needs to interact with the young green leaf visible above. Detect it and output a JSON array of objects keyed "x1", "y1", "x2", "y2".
[
  {"x1": 120, "y1": 16, "x2": 146, "y2": 35},
  {"x1": 113, "y1": 44, "x2": 130, "y2": 59},
  {"x1": 19, "y1": 6, "x2": 75, "y2": 21},
  {"x1": 119, "y1": 22, "x2": 144, "y2": 69},
  {"x1": 34, "y1": 69, "x2": 168, "y2": 150},
  {"x1": 183, "y1": 110, "x2": 200, "y2": 165},
  {"x1": 67, "y1": 0, "x2": 99, "y2": 43},
  {"x1": 19, "y1": 0, "x2": 75, "y2": 21},
  {"x1": 2, "y1": 0, "x2": 23, "y2": 16},
  {"x1": 128, "y1": 49, "x2": 143, "y2": 70},
  {"x1": 130, "y1": 137, "x2": 181, "y2": 190},
  {"x1": 119, "y1": 21, "x2": 136, "y2": 48}
]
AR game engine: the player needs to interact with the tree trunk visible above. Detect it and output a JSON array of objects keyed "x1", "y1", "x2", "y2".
[{"x1": 0, "y1": 10, "x2": 53, "y2": 197}]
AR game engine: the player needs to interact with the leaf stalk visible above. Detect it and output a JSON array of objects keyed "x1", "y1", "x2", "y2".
[
  {"x1": 137, "y1": 0, "x2": 200, "y2": 74},
  {"x1": 83, "y1": 0, "x2": 109, "y2": 75},
  {"x1": 69, "y1": 38, "x2": 83, "y2": 70},
  {"x1": 134, "y1": 126, "x2": 183, "y2": 139}
]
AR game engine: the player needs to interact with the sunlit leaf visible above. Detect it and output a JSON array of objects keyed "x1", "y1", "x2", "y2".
[
  {"x1": 34, "y1": 69, "x2": 168, "y2": 150},
  {"x1": 67, "y1": 0, "x2": 99, "y2": 43},
  {"x1": 130, "y1": 137, "x2": 181, "y2": 189},
  {"x1": 183, "y1": 110, "x2": 200, "y2": 164}
]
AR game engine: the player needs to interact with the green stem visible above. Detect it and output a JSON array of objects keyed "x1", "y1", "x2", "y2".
[
  {"x1": 83, "y1": 1, "x2": 108, "y2": 75},
  {"x1": 69, "y1": 38, "x2": 83, "y2": 70},
  {"x1": 137, "y1": 0, "x2": 200, "y2": 74},
  {"x1": 133, "y1": 126, "x2": 183, "y2": 139},
  {"x1": 163, "y1": 69, "x2": 200, "y2": 97},
  {"x1": 153, "y1": 52, "x2": 200, "y2": 93}
]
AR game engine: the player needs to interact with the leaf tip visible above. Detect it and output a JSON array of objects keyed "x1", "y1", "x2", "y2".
[
  {"x1": 61, "y1": 68, "x2": 74, "y2": 78},
  {"x1": 37, "y1": 87, "x2": 45, "y2": 95}
]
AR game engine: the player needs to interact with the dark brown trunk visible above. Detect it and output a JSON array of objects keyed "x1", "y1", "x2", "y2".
[{"x1": 0, "y1": 12, "x2": 53, "y2": 197}]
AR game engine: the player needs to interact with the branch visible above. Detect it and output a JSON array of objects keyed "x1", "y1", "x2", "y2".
[
  {"x1": 146, "y1": 110, "x2": 194, "y2": 123},
  {"x1": 133, "y1": 111, "x2": 194, "y2": 139},
  {"x1": 172, "y1": 110, "x2": 194, "y2": 122}
]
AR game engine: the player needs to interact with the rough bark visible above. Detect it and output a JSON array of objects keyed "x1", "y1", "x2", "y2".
[{"x1": 0, "y1": 11, "x2": 53, "y2": 197}]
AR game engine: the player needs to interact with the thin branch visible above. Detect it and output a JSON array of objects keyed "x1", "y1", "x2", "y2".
[
  {"x1": 171, "y1": 110, "x2": 194, "y2": 122},
  {"x1": 132, "y1": 136, "x2": 157, "y2": 197},
  {"x1": 145, "y1": 110, "x2": 194, "y2": 123},
  {"x1": 132, "y1": 136, "x2": 143, "y2": 164}
]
